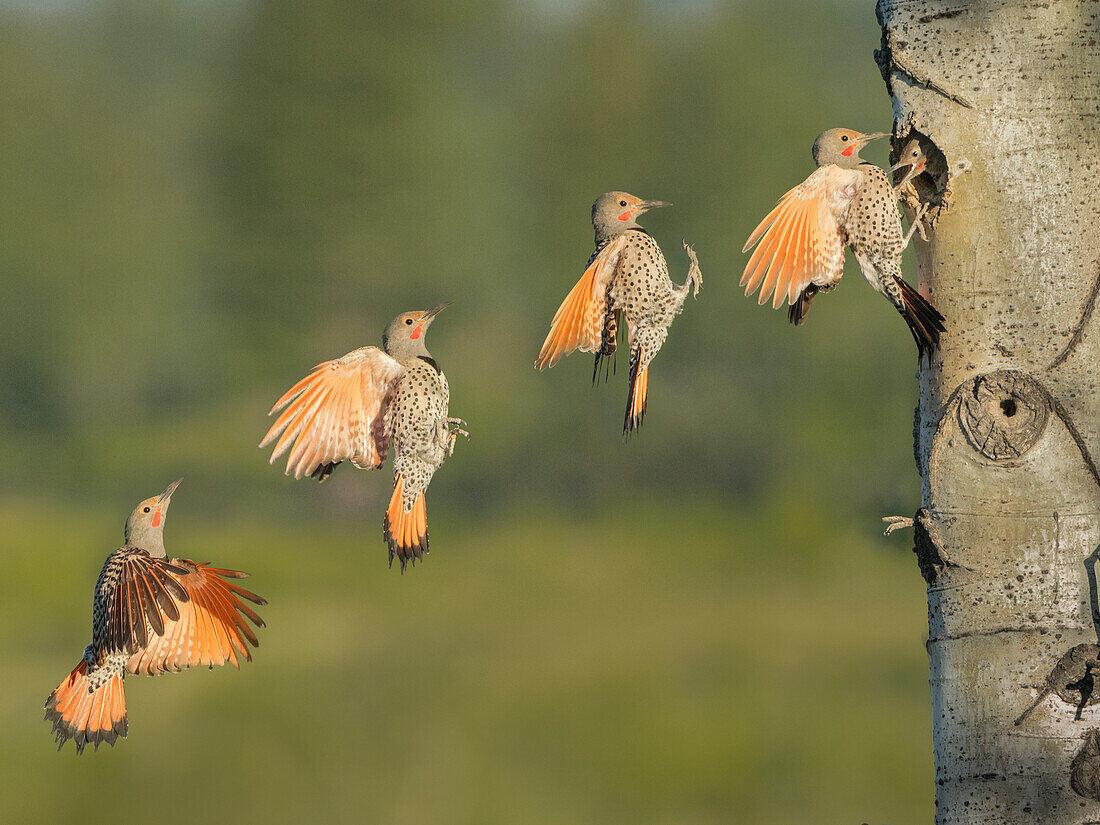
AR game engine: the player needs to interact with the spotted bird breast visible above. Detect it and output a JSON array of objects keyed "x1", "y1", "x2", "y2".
[
  {"x1": 389, "y1": 358, "x2": 449, "y2": 456},
  {"x1": 844, "y1": 164, "x2": 904, "y2": 259},
  {"x1": 611, "y1": 231, "x2": 677, "y2": 326}
]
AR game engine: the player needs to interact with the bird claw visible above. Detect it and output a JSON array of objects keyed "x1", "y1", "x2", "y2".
[
  {"x1": 445, "y1": 418, "x2": 470, "y2": 457},
  {"x1": 882, "y1": 515, "x2": 914, "y2": 536},
  {"x1": 683, "y1": 241, "x2": 702, "y2": 299}
]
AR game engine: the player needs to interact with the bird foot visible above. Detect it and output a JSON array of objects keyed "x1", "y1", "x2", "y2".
[
  {"x1": 683, "y1": 241, "x2": 702, "y2": 299},
  {"x1": 901, "y1": 202, "x2": 932, "y2": 249},
  {"x1": 445, "y1": 418, "x2": 469, "y2": 456},
  {"x1": 882, "y1": 515, "x2": 914, "y2": 536}
]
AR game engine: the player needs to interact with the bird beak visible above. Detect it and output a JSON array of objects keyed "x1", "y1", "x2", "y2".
[
  {"x1": 890, "y1": 158, "x2": 925, "y2": 188},
  {"x1": 420, "y1": 302, "x2": 452, "y2": 324},
  {"x1": 856, "y1": 131, "x2": 890, "y2": 145},
  {"x1": 157, "y1": 478, "x2": 183, "y2": 506},
  {"x1": 636, "y1": 200, "x2": 671, "y2": 214}
]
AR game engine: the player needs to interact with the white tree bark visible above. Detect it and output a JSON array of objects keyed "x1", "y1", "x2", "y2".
[{"x1": 875, "y1": 1, "x2": 1100, "y2": 822}]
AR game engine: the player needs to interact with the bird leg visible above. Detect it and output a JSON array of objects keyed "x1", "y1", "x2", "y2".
[
  {"x1": 901, "y1": 202, "x2": 932, "y2": 249},
  {"x1": 444, "y1": 417, "x2": 469, "y2": 456},
  {"x1": 682, "y1": 242, "x2": 702, "y2": 298},
  {"x1": 899, "y1": 158, "x2": 972, "y2": 248},
  {"x1": 882, "y1": 515, "x2": 914, "y2": 536},
  {"x1": 901, "y1": 186, "x2": 931, "y2": 242}
]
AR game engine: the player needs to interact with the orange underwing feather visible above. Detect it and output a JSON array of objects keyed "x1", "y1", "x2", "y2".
[
  {"x1": 742, "y1": 187, "x2": 802, "y2": 296},
  {"x1": 535, "y1": 235, "x2": 627, "y2": 369},
  {"x1": 741, "y1": 166, "x2": 852, "y2": 310},
  {"x1": 262, "y1": 346, "x2": 404, "y2": 480},
  {"x1": 104, "y1": 554, "x2": 189, "y2": 656},
  {"x1": 125, "y1": 560, "x2": 265, "y2": 676}
]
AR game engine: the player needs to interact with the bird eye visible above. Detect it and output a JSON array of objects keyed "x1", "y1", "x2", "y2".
[
  {"x1": 405, "y1": 319, "x2": 413, "y2": 325},
  {"x1": 619, "y1": 200, "x2": 627, "y2": 207},
  {"x1": 143, "y1": 507, "x2": 150, "y2": 513},
  {"x1": 841, "y1": 135, "x2": 849, "y2": 142}
]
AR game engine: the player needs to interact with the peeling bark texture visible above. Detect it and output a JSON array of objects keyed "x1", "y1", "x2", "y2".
[{"x1": 876, "y1": 1, "x2": 1100, "y2": 822}]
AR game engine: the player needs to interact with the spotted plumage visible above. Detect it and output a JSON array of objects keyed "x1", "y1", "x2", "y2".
[
  {"x1": 742, "y1": 128, "x2": 945, "y2": 358},
  {"x1": 262, "y1": 304, "x2": 466, "y2": 569},
  {"x1": 535, "y1": 192, "x2": 701, "y2": 435},
  {"x1": 44, "y1": 480, "x2": 266, "y2": 753}
]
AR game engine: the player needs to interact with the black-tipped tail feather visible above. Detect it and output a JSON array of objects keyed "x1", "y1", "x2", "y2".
[
  {"x1": 623, "y1": 348, "x2": 648, "y2": 437},
  {"x1": 44, "y1": 661, "x2": 128, "y2": 754},
  {"x1": 384, "y1": 477, "x2": 429, "y2": 572},
  {"x1": 895, "y1": 277, "x2": 945, "y2": 359}
]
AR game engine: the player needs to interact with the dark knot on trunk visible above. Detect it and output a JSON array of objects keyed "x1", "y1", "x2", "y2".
[
  {"x1": 957, "y1": 370, "x2": 1049, "y2": 461},
  {"x1": 1072, "y1": 729, "x2": 1100, "y2": 801}
]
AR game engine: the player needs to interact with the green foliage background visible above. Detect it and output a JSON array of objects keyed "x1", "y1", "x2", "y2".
[{"x1": 0, "y1": 1, "x2": 931, "y2": 822}]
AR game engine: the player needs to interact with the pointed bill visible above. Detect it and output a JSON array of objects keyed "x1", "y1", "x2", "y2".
[{"x1": 157, "y1": 478, "x2": 183, "y2": 505}]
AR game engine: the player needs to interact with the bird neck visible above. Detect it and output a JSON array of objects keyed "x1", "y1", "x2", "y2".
[
  {"x1": 127, "y1": 528, "x2": 166, "y2": 558},
  {"x1": 385, "y1": 341, "x2": 432, "y2": 367},
  {"x1": 594, "y1": 226, "x2": 639, "y2": 247}
]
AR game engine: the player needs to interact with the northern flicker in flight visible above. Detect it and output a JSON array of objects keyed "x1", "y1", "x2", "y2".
[
  {"x1": 44, "y1": 479, "x2": 266, "y2": 753},
  {"x1": 535, "y1": 192, "x2": 702, "y2": 435},
  {"x1": 260, "y1": 304, "x2": 467, "y2": 569},
  {"x1": 741, "y1": 128, "x2": 945, "y2": 358}
]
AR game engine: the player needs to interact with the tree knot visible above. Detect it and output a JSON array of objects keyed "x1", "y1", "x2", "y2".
[
  {"x1": 1072, "y1": 729, "x2": 1100, "y2": 802},
  {"x1": 958, "y1": 370, "x2": 1049, "y2": 460}
]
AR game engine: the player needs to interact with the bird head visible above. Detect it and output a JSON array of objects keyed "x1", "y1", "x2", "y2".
[
  {"x1": 123, "y1": 478, "x2": 181, "y2": 557},
  {"x1": 591, "y1": 192, "x2": 670, "y2": 243},
  {"x1": 812, "y1": 128, "x2": 889, "y2": 169},
  {"x1": 890, "y1": 138, "x2": 927, "y2": 188},
  {"x1": 382, "y1": 302, "x2": 451, "y2": 361}
]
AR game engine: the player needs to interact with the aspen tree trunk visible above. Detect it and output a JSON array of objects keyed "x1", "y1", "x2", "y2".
[{"x1": 875, "y1": 1, "x2": 1100, "y2": 821}]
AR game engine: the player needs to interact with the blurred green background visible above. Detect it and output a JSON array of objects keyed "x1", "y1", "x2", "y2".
[{"x1": 0, "y1": 0, "x2": 933, "y2": 822}]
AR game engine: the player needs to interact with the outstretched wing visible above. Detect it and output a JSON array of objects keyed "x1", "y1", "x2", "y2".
[
  {"x1": 741, "y1": 165, "x2": 854, "y2": 309},
  {"x1": 126, "y1": 560, "x2": 266, "y2": 675},
  {"x1": 261, "y1": 346, "x2": 405, "y2": 480},
  {"x1": 535, "y1": 234, "x2": 628, "y2": 369},
  {"x1": 97, "y1": 550, "x2": 192, "y2": 656}
]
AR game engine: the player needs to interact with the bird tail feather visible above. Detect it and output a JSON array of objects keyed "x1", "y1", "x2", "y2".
[
  {"x1": 44, "y1": 660, "x2": 127, "y2": 754},
  {"x1": 384, "y1": 475, "x2": 428, "y2": 571},
  {"x1": 895, "y1": 277, "x2": 945, "y2": 358},
  {"x1": 624, "y1": 349, "x2": 649, "y2": 436}
]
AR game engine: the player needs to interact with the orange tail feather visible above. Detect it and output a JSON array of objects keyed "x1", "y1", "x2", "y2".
[
  {"x1": 383, "y1": 476, "x2": 429, "y2": 571},
  {"x1": 44, "y1": 661, "x2": 127, "y2": 754},
  {"x1": 624, "y1": 349, "x2": 648, "y2": 436}
]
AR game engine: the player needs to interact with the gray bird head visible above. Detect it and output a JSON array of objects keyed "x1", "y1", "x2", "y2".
[
  {"x1": 123, "y1": 478, "x2": 181, "y2": 558},
  {"x1": 812, "y1": 128, "x2": 889, "y2": 169},
  {"x1": 591, "y1": 192, "x2": 670, "y2": 244},
  {"x1": 890, "y1": 138, "x2": 927, "y2": 188},
  {"x1": 382, "y1": 303, "x2": 450, "y2": 363}
]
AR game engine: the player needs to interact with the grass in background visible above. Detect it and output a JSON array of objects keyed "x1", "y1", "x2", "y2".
[{"x1": 2, "y1": 498, "x2": 930, "y2": 825}]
